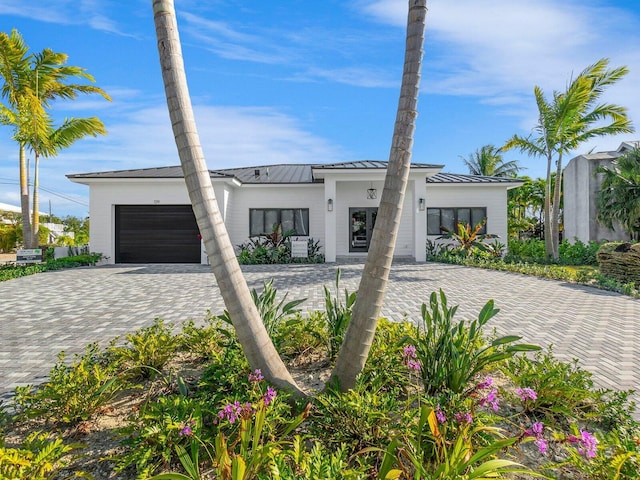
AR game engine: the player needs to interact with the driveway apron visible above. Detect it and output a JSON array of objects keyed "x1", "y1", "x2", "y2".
[{"x1": 1, "y1": 262, "x2": 638, "y2": 408}]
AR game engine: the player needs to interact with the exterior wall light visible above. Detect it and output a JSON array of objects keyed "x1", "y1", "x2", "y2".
[
  {"x1": 419, "y1": 198, "x2": 425, "y2": 211},
  {"x1": 327, "y1": 198, "x2": 333, "y2": 211}
]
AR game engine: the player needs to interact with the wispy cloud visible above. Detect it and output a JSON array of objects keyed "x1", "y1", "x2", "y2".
[
  {"x1": 1, "y1": 100, "x2": 347, "y2": 216},
  {"x1": 361, "y1": 0, "x2": 640, "y2": 151},
  {"x1": 0, "y1": 0, "x2": 130, "y2": 36}
]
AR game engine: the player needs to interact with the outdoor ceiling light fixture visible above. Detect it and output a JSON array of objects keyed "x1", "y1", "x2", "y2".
[
  {"x1": 419, "y1": 198, "x2": 425, "y2": 211},
  {"x1": 327, "y1": 198, "x2": 333, "y2": 211}
]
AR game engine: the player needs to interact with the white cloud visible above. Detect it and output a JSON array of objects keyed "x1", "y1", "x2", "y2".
[
  {"x1": 0, "y1": 0, "x2": 130, "y2": 35},
  {"x1": 1, "y1": 97, "x2": 348, "y2": 217},
  {"x1": 363, "y1": 0, "x2": 640, "y2": 154}
]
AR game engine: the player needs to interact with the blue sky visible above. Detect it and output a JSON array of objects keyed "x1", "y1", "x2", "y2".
[{"x1": 0, "y1": 0, "x2": 639, "y2": 218}]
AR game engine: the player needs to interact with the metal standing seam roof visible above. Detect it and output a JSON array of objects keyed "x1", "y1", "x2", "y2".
[
  {"x1": 428, "y1": 173, "x2": 524, "y2": 184},
  {"x1": 66, "y1": 165, "x2": 232, "y2": 180},
  {"x1": 68, "y1": 162, "x2": 521, "y2": 186},
  {"x1": 313, "y1": 160, "x2": 443, "y2": 170}
]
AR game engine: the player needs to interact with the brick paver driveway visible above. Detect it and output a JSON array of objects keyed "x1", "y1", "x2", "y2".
[{"x1": 1, "y1": 262, "x2": 638, "y2": 407}]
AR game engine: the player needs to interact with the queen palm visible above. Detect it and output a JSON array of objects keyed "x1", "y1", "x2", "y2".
[
  {"x1": 504, "y1": 58, "x2": 634, "y2": 260},
  {"x1": 462, "y1": 144, "x2": 521, "y2": 177},
  {"x1": 0, "y1": 30, "x2": 110, "y2": 248},
  {"x1": 596, "y1": 148, "x2": 640, "y2": 241}
]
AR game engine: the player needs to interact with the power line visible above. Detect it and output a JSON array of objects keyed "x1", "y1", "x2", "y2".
[{"x1": 0, "y1": 179, "x2": 88, "y2": 206}]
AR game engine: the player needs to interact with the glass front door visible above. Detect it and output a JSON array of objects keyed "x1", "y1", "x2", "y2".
[{"x1": 349, "y1": 207, "x2": 377, "y2": 252}]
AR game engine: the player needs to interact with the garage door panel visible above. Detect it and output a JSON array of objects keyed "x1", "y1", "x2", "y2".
[{"x1": 116, "y1": 205, "x2": 200, "y2": 263}]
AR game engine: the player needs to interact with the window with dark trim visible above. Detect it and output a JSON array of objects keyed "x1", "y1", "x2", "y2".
[
  {"x1": 250, "y1": 208, "x2": 310, "y2": 236},
  {"x1": 427, "y1": 207, "x2": 487, "y2": 235}
]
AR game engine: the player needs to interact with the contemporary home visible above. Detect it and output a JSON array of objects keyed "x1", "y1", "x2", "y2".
[
  {"x1": 564, "y1": 141, "x2": 639, "y2": 244},
  {"x1": 67, "y1": 161, "x2": 522, "y2": 264}
]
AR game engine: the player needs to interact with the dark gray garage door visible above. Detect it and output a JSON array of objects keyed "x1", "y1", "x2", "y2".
[{"x1": 115, "y1": 205, "x2": 201, "y2": 263}]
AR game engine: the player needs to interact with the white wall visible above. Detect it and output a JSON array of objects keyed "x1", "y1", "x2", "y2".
[
  {"x1": 425, "y1": 184, "x2": 509, "y2": 244},
  {"x1": 334, "y1": 180, "x2": 416, "y2": 258},
  {"x1": 224, "y1": 184, "x2": 325, "y2": 250},
  {"x1": 88, "y1": 179, "x2": 229, "y2": 264}
]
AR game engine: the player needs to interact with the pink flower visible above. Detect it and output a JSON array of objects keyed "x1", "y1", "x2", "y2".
[
  {"x1": 403, "y1": 345, "x2": 417, "y2": 359},
  {"x1": 248, "y1": 369, "x2": 264, "y2": 383},
  {"x1": 516, "y1": 387, "x2": 538, "y2": 402},
  {"x1": 453, "y1": 412, "x2": 473, "y2": 424},
  {"x1": 263, "y1": 387, "x2": 277, "y2": 406},
  {"x1": 435, "y1": 405, "x2": 446, "y2": 423},
  {"x1": 535, "y1": 438, "x2": 548, "y2": 454},
  {"x1": 577, "y1": 430, "x2": 598, "y2": 458},
  {"x1": 477, "y1": 376, "x2": 493, "y2": 390},
  {"x1": 479, "y1": 388, "x2": 500, "y2": 411},
  {"x1": 406, "y1": 359, "x2": 421, "y2": 371}
]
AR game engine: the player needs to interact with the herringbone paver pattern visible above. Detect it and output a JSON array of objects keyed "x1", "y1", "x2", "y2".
[{"x1": 1, "y1": 262, "x2": 638, "y2": 407}]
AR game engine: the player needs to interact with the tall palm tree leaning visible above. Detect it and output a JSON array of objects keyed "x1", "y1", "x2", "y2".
[
  {"x1": 152, "y1": 0, "x2": 428, "y2": 394},
  {"x1": 152, "y1": 0, "x2": 303, "y2": 396},
  {"x1": 461, "y1": 144, "x2": 521, "y2": 177},
  {"x1": 329, "y1": 0, "x2": 427, "y2": 392},
  {"x1": 503, "y1": 58, "x2": 634, "y2": 260}
]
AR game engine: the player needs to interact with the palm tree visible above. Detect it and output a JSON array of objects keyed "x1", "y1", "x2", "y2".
[
  {"x1": 0, "y1": 30, "x2": 111, "y2": 248},
  {"x1": 27, "y1": 116, "x2": 107, "y2": 245},
  {"x1": 504, "y1": 58, "x2": 634, "y2": 260},
  {"x1": 0, "y1": 30, "x2": 36, "y2": 248},
  {"x1": 596, "y1": 148, "x2": 640, "y2": 241},
  {"x1": 462, "y1": 144, "x2": 521, "y2": 177},
  {"x1": 152, "y1": 0, "x2": 303, "y2": 395},
  {"x1": 329, "y1": 0, "x2": 428, "y2": 391}
]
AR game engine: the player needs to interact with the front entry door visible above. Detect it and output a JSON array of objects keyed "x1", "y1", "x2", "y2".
[{"x1": 349, "y1": 207, "x2": 377, "y2": 252}]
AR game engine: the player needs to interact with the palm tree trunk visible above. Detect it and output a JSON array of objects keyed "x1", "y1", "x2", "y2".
[
  {"x1": 31, "y1": 152, "x2": 40, "y2": 248},
  {"x1": 329, "y1": 0, "x2": 428, "y2": 391},
  {"x1": 19, "y1": 144, "x2": 32, "y2": 248},
  {"x1": 152, "y1": 0, "x2": 303, "y2": 396},
  {"x1": 544, "y1": 154, "x2": 554, "y2": 260},
  {"x1": 551, "y1": 152, "x2": 564, "y2": 259}
]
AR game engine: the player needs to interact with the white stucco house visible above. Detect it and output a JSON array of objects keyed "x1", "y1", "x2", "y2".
[
  {"x1": 67, "y1": 161, "x2": 522, "y2": 264},
  {"x1": 564, "y1": 141, "x2": 639, "y2": 244}
]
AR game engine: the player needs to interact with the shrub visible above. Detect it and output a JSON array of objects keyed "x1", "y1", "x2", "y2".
[
  {"x1": 0, "y1": 431, "x2": 83, "y2": 479},
  {"x1": 116, "y1": 395, "x2": 207, "y2": 477},
  {"x1": 180, "y1": 314, "x2": 227, "y2": 360},
  {"x1": 109, "y1": 318, "x2": 182, "y2": 379},
  {"x1": 14, "y1": 343, "x2": 120, "y2": 424},
  {"x1": 323, "y1": 268, "x2": 356, "y2": 359},
  {"x1": 408, "y1": 290, "x2": 540, "y2": 396},
  {"x1": 237, "y1": 234, "x2": 324, "y2": 264},
  {"x1": 502, "y1": 346, "x2": 599, "y2": 420},
  {"x1": 0, "y1": 252, "x2": 103, "y2": 282}
]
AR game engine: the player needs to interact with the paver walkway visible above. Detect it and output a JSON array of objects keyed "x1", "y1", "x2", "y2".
[{"x1": 1, "y1": 262, "x2": 638, "y2": 408}]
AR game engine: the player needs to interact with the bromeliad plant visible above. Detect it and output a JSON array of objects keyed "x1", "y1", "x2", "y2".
[
  {"x1": 438, "y1": 220, "x2": 499, "y2": 257},
  {"x1": 408, "y1": 290, "x2": 540, "y2": 396}
]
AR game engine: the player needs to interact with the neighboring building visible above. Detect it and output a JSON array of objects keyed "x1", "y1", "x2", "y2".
[
  {"x1": 564, "y1": 141, "x2": 639, "y2": 244},
  {"x1": 40, "y1": 223, "x2": 75, "y2": 244},
  {"x1": 67, "y1": 161, "x2": 522, "y2": 264}
]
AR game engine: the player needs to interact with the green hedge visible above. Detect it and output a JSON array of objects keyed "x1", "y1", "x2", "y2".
[{"x1": 0, "y1": 253, "x2": 104, "y2": 282}]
